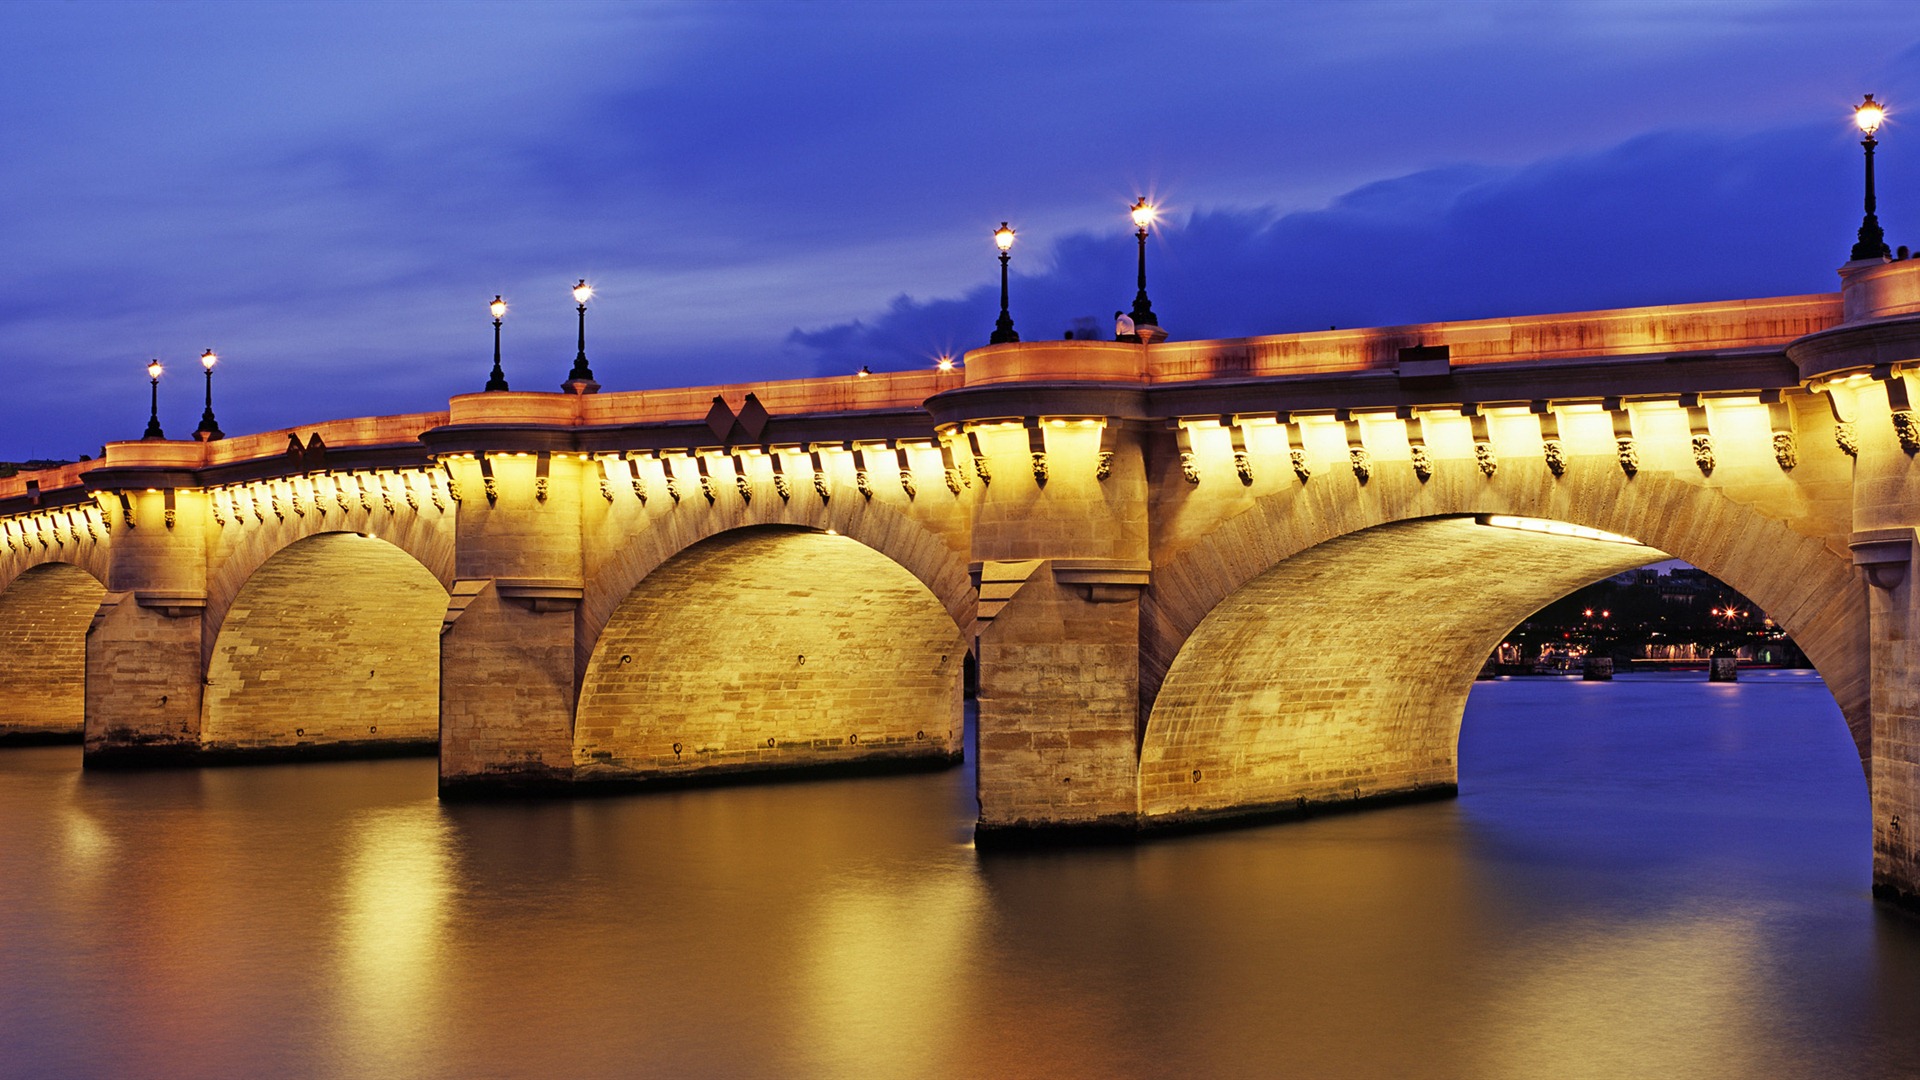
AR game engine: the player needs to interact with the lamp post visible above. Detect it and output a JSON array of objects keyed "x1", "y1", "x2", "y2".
[
  {"x1": 990, "y1": 222, "x2": 1019, "y2": 344},
  {"x1": 143, "y1": 359, "x2": 165, "y2": 440},
  {"x1": 193, "y1": 348, "x2": 223, "y2": 441},
  {"x1": 563, "y1": 279, "x2": 599, "y2": 393},
  {"x1": 1129, "y1": 197, "x2": 1159, "y2": 330},
  {"x1": 485, "y1": 295, "x2": 509, "y2": 391},
  {"x1": 1852, "y1": 94, "x2": 1890, "y2": 262}
]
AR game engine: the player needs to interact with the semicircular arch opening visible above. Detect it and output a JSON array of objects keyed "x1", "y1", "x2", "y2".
[
  {"x1": 203, "y1": 531, "x2": 446, "y2": 752},
  {"x1": 0, "y1": 562, "x2": 105, "y2": 740},
  {"x1": 1139, "y1": 514, "x2": 1858, "y2": 823},
  {"x1": 575, "y1": 525, "x2": 965, "y2": 782}
]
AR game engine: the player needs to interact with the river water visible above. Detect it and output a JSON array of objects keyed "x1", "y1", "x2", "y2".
[{"x1": 2, "y1": 671, "x2": 1917, "y2": 1079}]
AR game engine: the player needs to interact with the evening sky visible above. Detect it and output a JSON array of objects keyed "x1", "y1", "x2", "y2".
[{"x1": 2, "y1": 0, "x2": 1918, "y2": 459}]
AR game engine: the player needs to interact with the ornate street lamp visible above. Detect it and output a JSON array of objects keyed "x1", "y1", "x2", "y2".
[
  {"x1": 485, "y1": 295, "x2": 509, "y2": 391},
  {"x1": 990, "y1": 222, "x2": 1019, "y2": 344},
  {"x1": 143, "y1": 359, "x2": 165, "y2": 440},
  {"x1": 193, "y1": 348, "x2": 223, "y2": 441},
  {"x1": 1128, "y1": 197, "x2": 1160, "y2": 330},
  {"x1": 563, "y1": 279, "x2": 599, "y2": 393},
  {"x1": 1852, "y1": 94, "x2": 1891, "y2": 262}
]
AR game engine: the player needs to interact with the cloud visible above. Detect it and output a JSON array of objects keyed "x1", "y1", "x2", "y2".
[{"x1": 784, "y1": 122, "x2": 1883, "y2": 374}]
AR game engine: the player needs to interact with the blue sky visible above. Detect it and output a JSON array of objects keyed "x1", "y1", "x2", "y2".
[{"x1": 2, "y1": 0, "x2": 1917, "y2": 459}]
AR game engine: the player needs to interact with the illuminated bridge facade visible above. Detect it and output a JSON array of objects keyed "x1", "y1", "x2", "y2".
[{"x1": 5, "y1": 258, "x2": 1920, "y2": 902}]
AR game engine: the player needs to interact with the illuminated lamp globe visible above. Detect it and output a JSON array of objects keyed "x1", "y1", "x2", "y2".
[
  {"x1": 1857, "y1": 94, "x2": 1886, "y2": 135},
  {"x1": 1130, "y1": 197, "x2": 1157, "y2": 231},
  {"x1": 201, "y1": 348, "x2": 217, "y2": 371},
  {"x1": 994, "y1": 223, "x2": 1016, "y2": 252},
  {"x1": 490, "y1": 296, "x2": 507, "y2": 320},
  {"x1": 573, "y1": 280, "x2": 594, "y2": 305},
  {"x1": 147, "y1": 359, "x2": 163, "y2": 380}
]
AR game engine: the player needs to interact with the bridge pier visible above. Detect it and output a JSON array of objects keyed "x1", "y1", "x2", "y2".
[
  {"x1": 1865, "y1": 563, "x2": 1920, "y2": 907},
  {"x1": 437, "y1": 448, "x2": 587, "y2": 793},
  {"x1": 84, "y1": 485, "x2": 210, "y2": 763},
  {"x1": 1791, "y1": 257, "x2": 1920, "y2": 909},
  {"x1": 976, "y1": 567, "x2": 1144, "y2": 839},
  {"x1": 947, "y1": 402, "x2": 1154, "y2": 841}
]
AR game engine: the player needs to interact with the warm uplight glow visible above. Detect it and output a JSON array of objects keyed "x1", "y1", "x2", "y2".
[
  {"x1": 1857, "y1": 94, "x2": 1886, "y2": 136},
  {"x1": 147, "y1": 359, "x2": 163, "y2": 380},
  {"x1": 1130, "y1": 197, "x2": 1157, "y2": 231},
  {"x1": 490, "y1": 295, "x2": 507, "y2": 320},
  {"x1": 200, "y1": 348, "x2": 217, "y2": 371},
  {"x1": 936, "y1": 356, "x2": 955, "y2": 372},
  {"x1": 572, "y1": 279, "x2": 593, "y2": 305},
  {"x1": 993, "y1": 222, "x2": 1015, "y2": 251},
  {"x1": 1482, "y1": 515, "x2": 1643, "y2": 546},
  {"x1": 857, "y1": 366, "x2": 871, "y2": 378}
]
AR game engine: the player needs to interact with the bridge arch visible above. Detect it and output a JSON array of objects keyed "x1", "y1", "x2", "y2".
[
  {"x1": 574, "y1": 524, "x2": 967, "y2": 781},
  {"x1": 202, "y1": 531, "x2": 447, "y2": 753},
  {"x1": 581, "y1": 492, "x2": 972, "y2": 663},
  {"x1": 1141, "y1": 461, "x2": 1867, "y2": 823},
  {"x1": 203, "y1": 494, "x2": 455, "y2": 652},
  {"x1": 0, "y1": 561, "x2": 106, "y2": 740}
]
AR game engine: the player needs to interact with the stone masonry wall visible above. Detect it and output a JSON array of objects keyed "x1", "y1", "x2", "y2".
[
  {"x1": 1140, "y1": 519, "x2": 1659, "y2": 819},
  {"x1": 0, "y1": 563, "x2": 105, "y2": 736},
  {"x1": 1144, "y1": 391, "x2": 1869, "y2": 765},
  {"x1": 203, "y1": 532, "x2": 445, "y2": 749},
  {"x1": 575, "y1": 527, "x2": 964, "y2": 780}
]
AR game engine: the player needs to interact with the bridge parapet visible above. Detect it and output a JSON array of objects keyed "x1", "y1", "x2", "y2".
[
  {"x1": 964, "y1": 292, "x2": 1844, "y2": 387},
  {"x1": 1841, "y1": 256, "x2": 1920, "y2": 324}
]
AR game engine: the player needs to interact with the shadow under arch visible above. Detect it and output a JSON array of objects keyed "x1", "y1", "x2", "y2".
[
  {"x1": 1139, "y1": 515, "x2": 1857, "y2": 825},
  {"x1": 202, "y1": 531, "x2": 446, "y2": 755},
  {"x1": 0, "y1": 561, "x2": 106, "y2": 742},
  {"x1": 574, "y1": 525, "x2": 966, "y2": 785}
]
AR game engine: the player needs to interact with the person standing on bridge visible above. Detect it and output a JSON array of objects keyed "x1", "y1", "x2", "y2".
[{"x1": 1114, "y1": 310, "x2": 1135, "y2": 341}]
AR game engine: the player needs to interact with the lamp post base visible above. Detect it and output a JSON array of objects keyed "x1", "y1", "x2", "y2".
[
  {"x1": 1135, "y1": 324, "x2": 1168, "y2": 344},
  {"x1": 562, "y1": 378, "x2": 601, "y2": 395}
]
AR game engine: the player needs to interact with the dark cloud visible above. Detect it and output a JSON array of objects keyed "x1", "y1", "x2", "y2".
[{"x1": 787, "y1": 122, "x2": 1898, "y2": 373}]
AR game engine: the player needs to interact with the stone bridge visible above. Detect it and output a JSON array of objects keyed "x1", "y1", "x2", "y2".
[{"x1": 6, "y1": 258, "x2": 1920, "y2": 902}]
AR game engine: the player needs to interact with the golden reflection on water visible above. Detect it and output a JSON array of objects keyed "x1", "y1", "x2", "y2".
[
  {"x1": 1482, "y1": 917, "x2": 1766, "y2": 1080},
  {"x1": 331, "y1": 804, "x2": 455, "y2": 1078},
  {"x1": 58, "y1": 789, "x2": 112, "y2": 873},
  {"x1": 1, "y1": 677, "x2": 1914, "y2": 1078},
  {"x1": 798, "y1": 867, "x2": 983, "y2": 1078}
]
